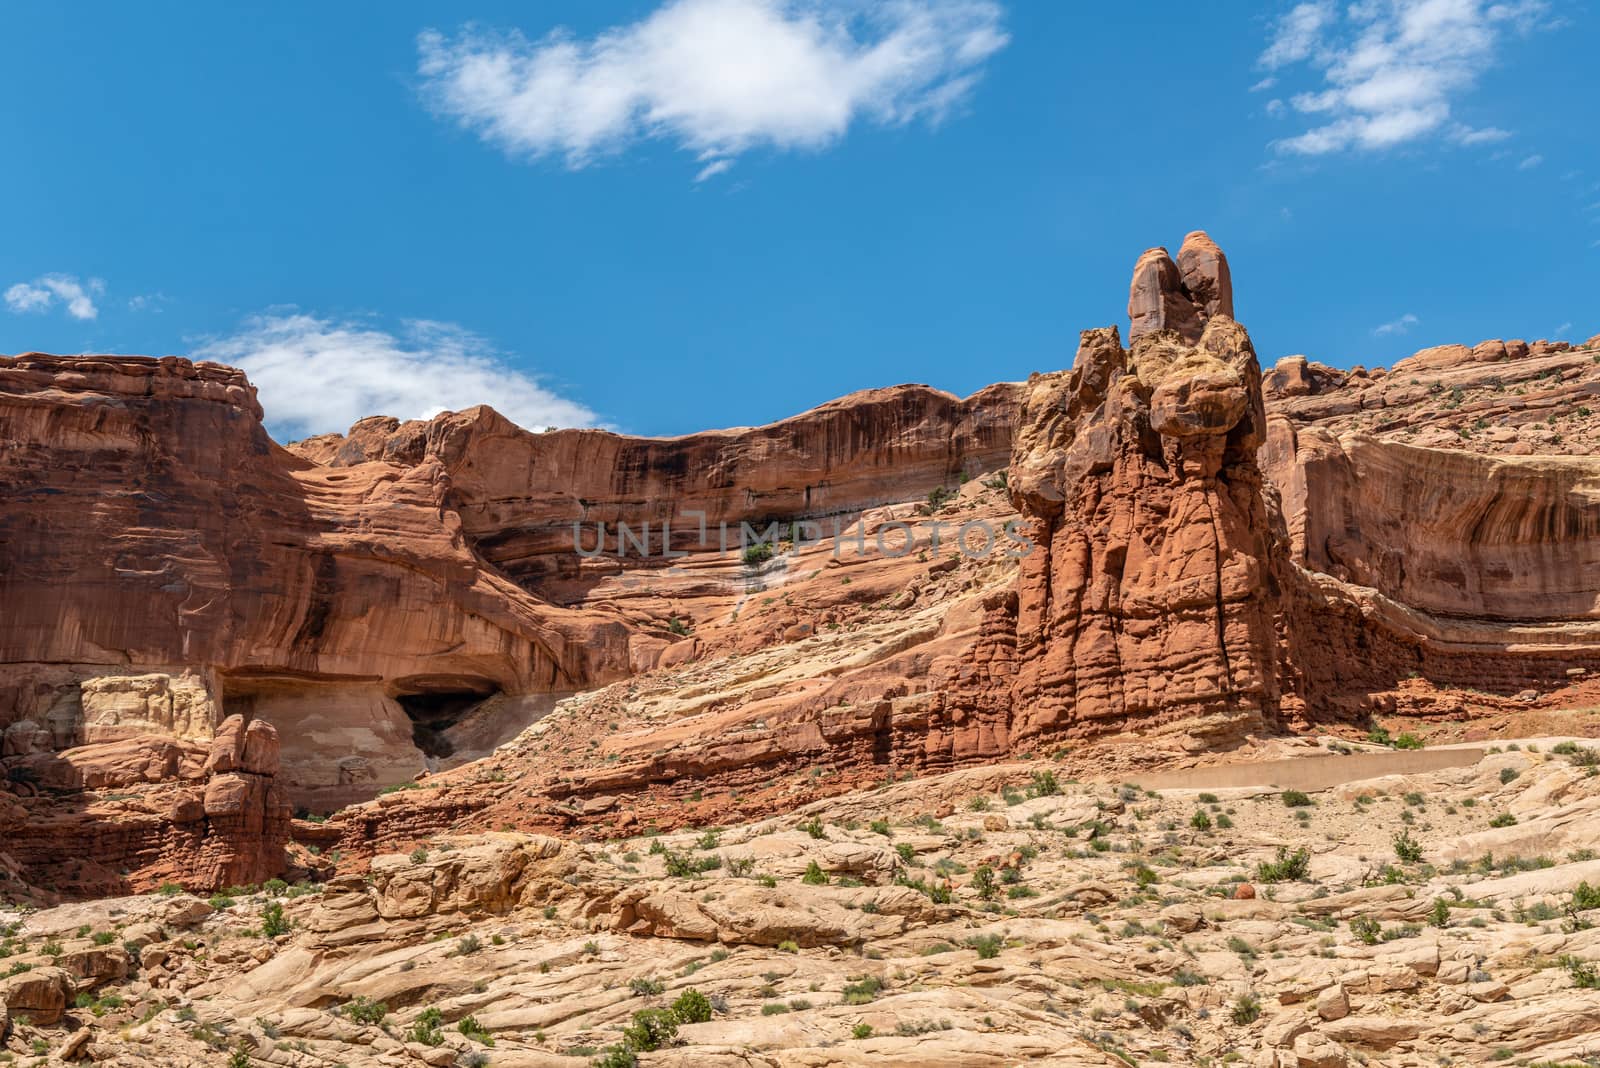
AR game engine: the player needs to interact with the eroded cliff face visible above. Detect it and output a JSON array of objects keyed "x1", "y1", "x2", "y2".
[
  {"x1": 0, "y1": 353, "x2": 1027, "y2": 888},
  {"x1": 4, "y1": 237, "x2": 1600, "y2": 895},
  {"x1": 291, "y1": 382, "x2": 1021, "y2": 603},
  {"x1": 0, "y1": 354, "x2": 641, "y2": 813}
]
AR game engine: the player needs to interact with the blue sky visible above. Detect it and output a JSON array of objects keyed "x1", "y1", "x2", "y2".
[{"x1": 2, "y1": 1, "x2": 1596, "y2": 439}]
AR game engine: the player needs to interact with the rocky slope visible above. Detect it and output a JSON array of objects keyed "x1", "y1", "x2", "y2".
[{"x1": 6, "y1": 731, "x2": 1600, "y2": 1066}]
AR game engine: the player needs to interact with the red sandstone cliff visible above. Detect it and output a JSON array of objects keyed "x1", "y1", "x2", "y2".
[{"x1": 3, "y1": 237, "x2": 1600, "y2": 890}]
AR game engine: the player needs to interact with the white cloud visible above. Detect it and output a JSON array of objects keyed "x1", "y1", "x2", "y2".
[
  {"x1": 1258, "y1": 0, "x2": 1554, "y2": 156},
  {"x1": 1374, "y1": 312, "x2": 1420, "y2": 336},
  {"x1": 1451, "y1": 123, "x2": 1511, "y2": 144},
  {"x1": 1554, "y1": 321, "x2": 1573, "y2": 335},
  {"x1": 416, "y1": 0, "x2": 1007, "y2": 179},
  {"x1": 1260, "y1": 1, "x2": 1335, "y2": 68},
  {"x1": 127, "y1": 293, "x2": 170, "y2": 313},
  {"x1": 1517, "y1": 152, "x2": 1543, "y2": 169},
  {"x1": 1250, "y1": 76, "x2": 1278, "y2": 92},
  {"x1": 4, "y1": 274, "x2": 104, "y2": 320},
  {"x1": 192, "y1": 313, "x2": 599, "y2": 440}
]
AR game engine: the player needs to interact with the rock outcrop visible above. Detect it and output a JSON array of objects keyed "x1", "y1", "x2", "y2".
[
  {"x1": 939, "y1": 234, "x2": 1282, "y2": 751},
  {"x1": 4, "y1": 233, "x2": 1600, "y2": 897}
]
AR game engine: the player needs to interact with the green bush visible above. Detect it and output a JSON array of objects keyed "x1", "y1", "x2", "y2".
[
  {"x1": 621, "y1": 1007, "x2": 679, "y2": 1051},
  {"x1": 670, "y1": 988, "x2": 713, "y2": 1024},
  {"x1": 260, "y1": 902, "x2": 290, "y2": 938},
  {"x1": 801, "y1": 861, "x2": 829, "y2": 886},
  {"x1": 742, "y1": 542, "x2": 774, "y2": 567},
  {"x1": 342, "y1": 996, "x2": 388, "y2": 1026},
  {"x1": 406, "y1": 1007, "x2": 444, "y2": 1046},
  {"x1": 1393, "y1": 830, "x2": 1424, "y2": 864},
  {"x1": 1231, "y1": 993, "x2": 1262, "y2": 1025},
  {"x1": 1350, "y1": 916, "x2": 1382, "y2": 944},
  {"x1": 1281, "y1": 790, "x2": 1313, "y2": 808},
  {"x1": 457, "y1": 1015, "x2": 493, "y2": 1044},
  {"x1": 1489, "y1": 812, "x2": 1518, "y2": 828},
  {"x1": 1256, "y1": 846, "x2": 1312, "y2": 883},
  {"x1": 1561, "y1": 955, "x2": 1600, "y2": 989},
  {"x1": 1190, "y1": 809, "x2": 1212, "y2": 832},
  {"x1": 967, "y1": 934, "x2": 1004, "y2": 959},
  {"x1": 1393, "y1": 733, "x2": 1424, "y2": 750},
  {"x1": 842, "y1": 976, "x2": 885, "y2": 1004}
]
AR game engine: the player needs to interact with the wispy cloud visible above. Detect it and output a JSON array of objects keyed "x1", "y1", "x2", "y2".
[
  {"x1": 1374, "y1": 312, "x2": 1420, "y2": 336},
  {"x1": 1517, "y1": 153, "x2": 1543, "y2": 170},
  {"x1": 1257, "y1": 0, "x2": 1555, "y2": 156},
  {"x1": 1452, "y1": 124, "x2": 1510, "y2": 145},
  {"x1": 192, "y1": 313, "x2": 599, "y2": 440},
  {"x1": 127, "y1": 293, "x2": 170, "y2": 313},
  {"x1": 416, "y1": 0, "x2": 1008, "y2": 180},
  {"x1": 1554, "y1": 321, "x2": 1573, "y2": 335},
  {"x1": 4, "y1": 274, "x2": 104, "y2": 320}
]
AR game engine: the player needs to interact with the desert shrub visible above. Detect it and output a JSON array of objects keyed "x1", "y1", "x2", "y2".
[
  {"x1": 1561, "y1": 955, "x2": 1600, "y2": 989},
  {"x1": 343, "y1": 996, "x2": 388, "y2": 1026},
  {"x1": 1028, "y1": 770, "x2": 1059, "y2": 797},
  {"x1": 971, "y1": 864, "x2": 999, "y2": 901},
  {"x1": 407, "y1": 1007, "x2": 444, "y2": 1046},
  {"x1": 621, "y1": 1007, "x2": 679, "y2": 1051},
  {"x1": 1256, "y1": 846, "x2": 1311, "y2": 883},
  {"x1": 967, "y1": 934, "x2": 1004, "y2": 959},
  {"x1": 1393, "y1": 830, "x2": 1424, "y2": 863},
  {"x1": 670, "y1": 989, "x2": 713, "y2": 1024},
  {"x1": 260, "y1": 902, "x2": 290, "y2": 938},
  {"x1": 842, "y1": 976, "x2": 885, "y2": 1004},
  {"x1": 592, "y1": 1046, "x2": 638, "y2": 1068}
]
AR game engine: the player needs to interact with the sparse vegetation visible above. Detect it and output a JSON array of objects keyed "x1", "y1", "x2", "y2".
[{"x1": 1256, "y1": 846, "x2": 1312, "y2": 883}]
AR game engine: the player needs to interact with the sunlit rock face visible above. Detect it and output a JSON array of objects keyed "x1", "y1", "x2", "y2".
[{"x1": 1003, "y1": 234, "x2": 1280, "y2": 748}]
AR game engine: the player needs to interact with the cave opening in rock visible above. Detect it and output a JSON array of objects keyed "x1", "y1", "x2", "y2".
[{"x1": 395, "y1": 691, "x2": 493, "y2": 759}]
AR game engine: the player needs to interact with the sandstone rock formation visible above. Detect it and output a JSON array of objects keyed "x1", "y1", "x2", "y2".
[
  {"x1": 3, "y1": 233, "x2": 1598, "y2": 899},
  {"x1": 938, "y1": 235, "x2": 1281, "y2": 753},
  {"x1": 294, "y1": 382, "x2": 1019, "y2": 601}
]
